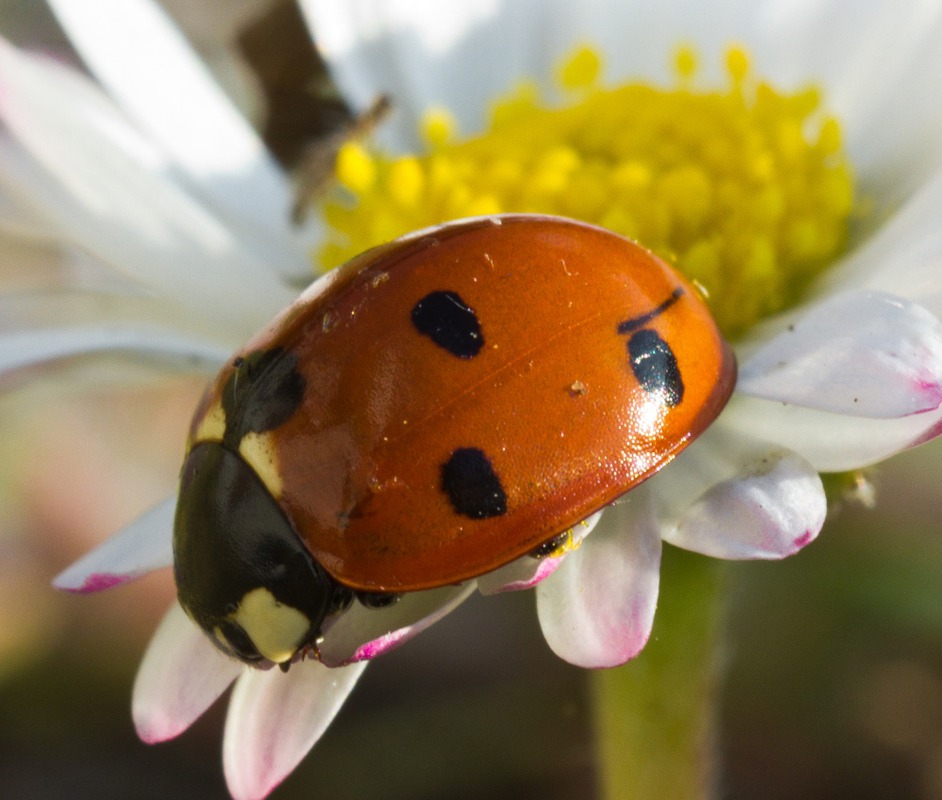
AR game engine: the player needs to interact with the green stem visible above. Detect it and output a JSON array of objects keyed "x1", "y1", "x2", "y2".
[{"x1": 590, "y1": 547, "x2": 726, "y2": 800}]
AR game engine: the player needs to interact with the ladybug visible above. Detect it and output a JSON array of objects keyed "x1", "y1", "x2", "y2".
[{"x1": 173, "y1": 215, "x2": 736, "y2": 666}]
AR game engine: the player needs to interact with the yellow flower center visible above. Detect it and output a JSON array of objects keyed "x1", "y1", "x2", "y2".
[{"x1": 318, "y1": 45, "x2": 855, "y2": 339}]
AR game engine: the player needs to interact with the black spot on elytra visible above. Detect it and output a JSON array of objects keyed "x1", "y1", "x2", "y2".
[
  {"x1": 221, "y1": 348, "x2": 305, "y2": 445},
  {"x1": 441, "y1": 447, "x2": 507, "y2": 519},
  {"x1": 411, "y1": 290, "x2": 484, "y2": 358},
  {"x1": 628, "y1": 329, "x2": 684, "y2": 407}
]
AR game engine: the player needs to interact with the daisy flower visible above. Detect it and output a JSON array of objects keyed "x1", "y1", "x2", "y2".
[{"x1": 2, "y1": 1, "x2": 942, "y2": 799}]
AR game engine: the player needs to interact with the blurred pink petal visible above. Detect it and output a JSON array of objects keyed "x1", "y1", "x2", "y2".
[
  {"x1": 53, "y1": 497, "x2": 174, "y2": 593},
  {"x1": 223, "y1": 660, "x2": 366, "y2": 800},
  {"x1": 132, "y1": 603, "x2": 242, "y2": 743}
]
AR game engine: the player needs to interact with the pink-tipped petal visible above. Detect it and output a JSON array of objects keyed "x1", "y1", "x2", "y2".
[
  {"x1": 132, "y1": 603, "x2": 242, "y2": 743},
  {"x1": 536, "y1": 492, "x2": 661, "y2": 669},
  {"x1": 476, "y1": 511, "x2": 603, "y2": 595},
  {"x1": 738, "y1": 290, "x2": 942, "y2": 417},
  {"x1": 664, "y1": 448, "x2": 826, "y2": 560},
  {"x1": 317, "y1": 583, "x2": 474, "y2": 667},
  {"x1": 53, "y1": 497, "x2": 175, "y2": 593},
  {"x1": 722, "y1": 393, "x2": 942, "y2": 472},
  {"x1": 648, "y1": 425, "x2": 827, "y2": 559},
  {"x1": 223, "y1": 660, "x2": 366, "y2": 800}
]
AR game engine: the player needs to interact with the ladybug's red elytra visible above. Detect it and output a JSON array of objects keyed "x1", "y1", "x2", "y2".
[{"x1": 173, "y1": 215, "x2": 736, "y2": 666}]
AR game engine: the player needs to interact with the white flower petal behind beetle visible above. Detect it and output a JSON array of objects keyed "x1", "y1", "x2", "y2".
[
  {"x1": 0, "y1": 325, "x2": 229, "y2": 376},
  {"x1": 298, "y1": 0, "x2": 534, "y2": 151},
  {"x1": 650, "y1": 425, "x2": 827, "y2": 560},
  {"x1": 46, "y1": 0, "x2": 295, "y2": 230},
  {"x1": 0, "y1": 34, "x2": 295, "y2": 333}
]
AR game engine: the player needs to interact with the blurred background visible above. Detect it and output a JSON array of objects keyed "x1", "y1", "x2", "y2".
[{"x1": 1, "y1": 2, "x2": 941, "y2": 798}]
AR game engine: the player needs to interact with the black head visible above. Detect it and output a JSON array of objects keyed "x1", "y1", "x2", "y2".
[{"x1": 173, "y1": 441, "x2": 336, "y2": 666}]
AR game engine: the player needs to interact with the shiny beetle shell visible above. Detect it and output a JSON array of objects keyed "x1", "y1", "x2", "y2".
[{"x1": 180, "y1": 215, "x2": 735, "y2": 603}]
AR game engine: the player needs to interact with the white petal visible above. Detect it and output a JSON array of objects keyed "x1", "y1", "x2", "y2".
[
  {"x1": 662, "y1": 444, "x2": 826, "y2": 560},
  {"x1": 738, "y1": 290, "x2": 942, "y2": 418},
  {"x1": 302, "y1": 0, "x2": 542, "y2": 151},
  {"x1": 47, "y1": 0, "x2": 295, "y2": 230},
  {"x1": 132, "y1": 602, "x2": 242, "y2": 743},
  {"x1": 818, "y1": 171, "x2": 942, "y2": 319},
  {"x1": 0, "y1": 290, "x2": 238, "y2": 372},
  {"x1": 53, "y1": 497, "x2": 175, "y2": 593},
  {"x1": 536, "y1": 490, "x2": 661, "y2": 669},
  {"x1": 223, "y1": 660, "x2": 366, "y2": 800},
  {"x1": 475, "y1": 510, "x2": 603, "y2": 595},
  {"x1": 721, "y1": 393, "x2": 942, "y2": 472},
  {"x1": 305, "y1": 0, "x2": 748, "y2": 151},
  {"x1": 649, "y1": 422, "x2": 826, "y2": 557},
  {"x1": 0, "y1": 41, "x2": 295, "y2": 328},
  {"x1": 317, "y1": 583, "x2": 474, "y2": 667},
  {"x1": 0, "y1": 177, "x2": 49, "y2": 240},
  {"x1": 0, "y1": 326, "x2": 228, "y2": 377},
  {"x1": 732, "y1": 2, "x2": 942, "y2": 203},
  {"x1": 811, "y1": 6, "x2": 942, "y2": 204}
]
